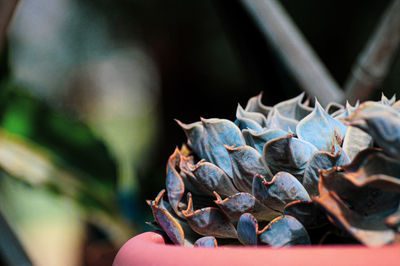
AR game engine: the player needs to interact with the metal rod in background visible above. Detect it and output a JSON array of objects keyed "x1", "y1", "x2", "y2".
[
  {"x1": 240, "y1": 0, "x2": 345, "y2": 106},
  {"x1": 344, "y1": 0, "x2": 400, "y2": 103},
  {"x1": 0, "y1": 0, "x2": 19, "y2": 52}
]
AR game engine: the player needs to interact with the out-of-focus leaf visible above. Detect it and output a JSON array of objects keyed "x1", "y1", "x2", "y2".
[
  {"x1": 346, "y1": 101, "x2": 400, "y2": 120},
  {"x1": 349, "y1": 111, "x2": 400, "y2": 158},
  {"x1": 315, "y1": 191, "x2": 397, "y2": 246},
  {"x1": 325, "y1": 102, "x2": 343, "y2": 115},
  {"x1": 0, "y1": 209, "x2": 32, "y2": 266},
  {"x1": 319, "y1": 167, "x2": 400, "y2": 215},
  {"x1": 2, "y1": 97, "x2": 36, "y2": 137},
  {"x1": 284, "y1": 200, "x2": 329, "y2": 228},
  {"x1": 314, "y1": 154, "x2": 400, "y2": 246},
  {"x1": 0, "y1": 85, "x2": 117, "y2": 185},
  {"x1": 303, "y1": 149, "x2": 349, "y2": 196},
  {"x1": 380, "y1": 94, "x2": 396, "y2": 106},
  {"x1": 342, "y1": 126, "x2": 372, "y2": 161},
  {"x1": 331, "y1": 101, "x2": 358, "y2": 119},
  {"x1": 386, "y1": 203, "x2": 400, "y2": 233},
  {"x1": 194, "y1": 236, "x2": 218, "y2": 248},
  {"x1": 0, "y1": 129, "x2": 132, "y2": 246},
  {"x1": 339, "y1": 151, "x2": 400, "y2": 192}
]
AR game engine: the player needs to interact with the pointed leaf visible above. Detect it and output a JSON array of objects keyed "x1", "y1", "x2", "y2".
[
  {"x1": 325, "y1": 102, "x2": 343, "y2": 115},
  {"x1": 380, "y1": 93, "x2": 396, "y2": 105},
  {"x1": 274, "y1": 93, "x2": 312, "y2": 121},
  {"x1": 332, "y1": 101, "x2": 359, "y2": 119},
  {"x1": 244, "y1": 93, "x2": 271, "y2": 117},
  {"x1": 296, "y1": 101, "x2": 347, "y2": 152},
  {"x1": 242, "y1": 128, "x2": 288, "y2": 155},
  {"x1": 266, "y1": 109, "x2": 298, "y2": 132},
  {"x1": 235, "y1": 116, "x2": 263, "y2": 133},
  {"x1": 236, "y1": 104, "x2": 267, "y2": 132},
  {"x1": 346, "y1": 101, "x2": 400, "y2": 120}
]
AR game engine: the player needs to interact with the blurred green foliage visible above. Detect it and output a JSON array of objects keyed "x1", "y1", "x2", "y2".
[
  {"x1": 0, "y1": 79, "x2": 135, "y2": 251},
  {"x1": 0, "y1": 81, "x2": 117, "y2": 183}
]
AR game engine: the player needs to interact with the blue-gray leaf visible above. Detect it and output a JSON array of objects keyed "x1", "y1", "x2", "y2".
[
  {"x1": 194, "y1": 236, "x2": 218, "y2": 248},
  {"x1": 214, "y1": 192, "x2": 280, "y2": 221},
  {"x1": 237, "y1": 213, "x2": 259, "y2": 246},
  {"x1": 264, "y1": 135, "x2": 317, "y2": 176},
  {"x1": 226, "y1": 145, "x2": 272, "y2": 192},
  {"x1": 242, "y1": 128, "x2": 288, "y2": 155},
  {"x1": 267, "y1": 109, "x2": 298, "y2": 132},
  {"x1": 296, "y1": 100, "x2": 347, "y2": 152},
  {"x1": 177, "y1": 118, "x2": 246, "y2": 177},
  {"x1": 303, "y1": 149, "x2": 350, "y2": 196},
  {"x1": 191, "y1": 161, "x2": 239, "y2": 197},
  {"x1": 252, "y1": 172, "x2": 310, "y2": 212},
  {"x1": 350, "y1": 112, "x2": 400, "y2": 159},
  {"x1": 273, "y1": 92, "x2": 312, "y2": 121},
  {"x1": 258, "y1": 215, "x2": 310, "y2": 247},
  {"x1": 244, "y1": 93, "x2": 271, "y2": 118}
]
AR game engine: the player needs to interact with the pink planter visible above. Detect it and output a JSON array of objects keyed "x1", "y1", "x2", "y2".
[{"x1": 113, "y1": 231, "x2": 400, "y2": 266}]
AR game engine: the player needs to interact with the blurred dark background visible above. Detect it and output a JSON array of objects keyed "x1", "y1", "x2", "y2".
[{"x1": 0, "y1": 0, "x2": 399, "y2": 265}]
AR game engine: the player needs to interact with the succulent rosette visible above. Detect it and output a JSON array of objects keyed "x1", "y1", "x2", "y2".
[
  {"x1": 286, "y1": 94, "x2": 400, "y2": 246},
  {"x1": 148, "y1": 93, "x2": 400, "y2": 247}
]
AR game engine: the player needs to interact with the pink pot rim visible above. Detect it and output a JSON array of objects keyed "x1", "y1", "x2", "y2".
[{"x1": 113, "y1": 231, "x2": 400, "y2": 266}]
